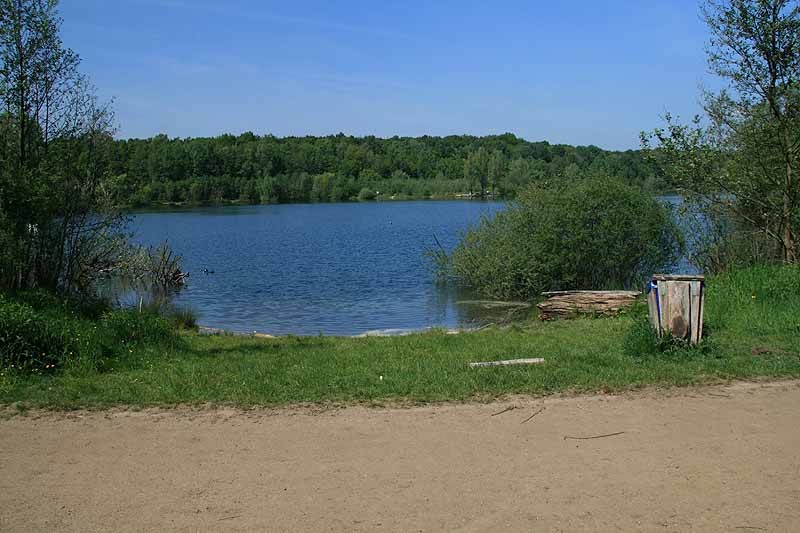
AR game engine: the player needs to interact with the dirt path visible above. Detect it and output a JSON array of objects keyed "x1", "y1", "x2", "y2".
[{"x1": 2, "y1": 381, "x2": 800, "y2": 532}]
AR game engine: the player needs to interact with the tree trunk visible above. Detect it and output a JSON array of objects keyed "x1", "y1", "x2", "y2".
[{"x1": 783, "y1": 161, "x2": 797, "y2": 263}]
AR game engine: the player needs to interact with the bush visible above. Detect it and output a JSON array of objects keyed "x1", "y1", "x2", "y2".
[
  {"x1": 0, "y1": 293, "x2": 177, "y2": 373},
  {"x1": 13, "y1": 288, "x2": 111, "y2": 319},
  {"x1": 358, "y1": 187, "x2": 377, "y2": 201},
  {"x1": 447, "y1": 177, "x2": 684, "y2": 299},
  {"x1": 0, "y1": 295, "x2": 75, "y2": 371}
]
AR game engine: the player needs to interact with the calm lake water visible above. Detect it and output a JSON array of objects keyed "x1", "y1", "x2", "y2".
[
  {"x1": 125, "y1": 197, "x2": 695, "y2": 336},
  {"x1": 128, "y1": 201, "x2": 506, "y2": 336}
]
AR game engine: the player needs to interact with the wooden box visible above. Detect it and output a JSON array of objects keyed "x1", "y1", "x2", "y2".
[{"x1": 646, "y1": 274, "x2": 706, "y2": 344}]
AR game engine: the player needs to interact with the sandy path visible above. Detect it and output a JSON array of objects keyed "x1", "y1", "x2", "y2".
[{"x1": 1, "y1": 381, "x2": 800, "y2": 532}]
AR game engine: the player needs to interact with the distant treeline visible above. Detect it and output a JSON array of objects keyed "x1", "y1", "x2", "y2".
[{"x1": 101, "y1": 132, "x2": 666, "y2": 206}]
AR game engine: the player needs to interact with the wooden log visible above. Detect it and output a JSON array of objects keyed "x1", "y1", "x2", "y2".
[
  {"x1": 537, "y1": 290, "x2": 641, "y2": 321},
  {"x1": 541, "y1": 290, "x2": 640, "y2": 297},
  {"x1": 468, "y1": 358, "x2": 545, "y2": 368}
]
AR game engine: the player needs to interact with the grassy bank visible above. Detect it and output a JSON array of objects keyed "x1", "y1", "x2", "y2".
[{"x1": 1, "y1": 266, "x2": 798, "y2": 409}]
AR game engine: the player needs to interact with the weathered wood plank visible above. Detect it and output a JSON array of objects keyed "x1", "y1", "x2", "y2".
[
  {"x1": 697, "y1": 281, "x2": 705, "y2": 343},
  {"x1": 689, "y1": 280, "x2": 702, "y2": 344},
  {"x1": 666, "y1": 281, "x2": 691, "y2": 339},
  {"x1": 652, "y1": 274, "x2": 706, "y2": 282},
  {"x1": 468, "y1": 358, "x2": 545, "y2": 368},
  {"x1": 647, "y1": 285, "x2": 660, "y2": 330},
  {"x1": 541, "y1": 290, "x2": 640, "y2": 297},
  {"x1": 537, "y1": 290, "x2": 641, "y2": 320},
  {"x1": 658, "y1": 280, "x2": 670, "y2": 333}
]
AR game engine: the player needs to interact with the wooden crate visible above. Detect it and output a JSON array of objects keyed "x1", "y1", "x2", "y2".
[{"x1": 646, "y1": 274, "x2": 706, "y2": 344}]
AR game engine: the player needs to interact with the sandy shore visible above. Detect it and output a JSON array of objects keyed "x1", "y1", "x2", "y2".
[{"x1": 2, "y1": 380, "x2": 799, "y2": 531}]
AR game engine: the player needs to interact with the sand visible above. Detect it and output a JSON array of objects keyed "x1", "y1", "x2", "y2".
[{"x1": 2, "y1": 380, "x2": 799, "y2": 531}]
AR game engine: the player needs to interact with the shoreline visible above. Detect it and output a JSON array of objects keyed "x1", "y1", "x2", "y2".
[
  {"x1": 122, "y1": 195, "x2": 505, "y2": 213},
  {"x1": 197, "y1": 324, "x2": 478, "y2": 339}
]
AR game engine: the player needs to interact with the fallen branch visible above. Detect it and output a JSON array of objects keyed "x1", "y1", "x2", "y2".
[
  {"x1": 563, "y1": 431, "x2": 625, "y2": 440},
  {"x1": 469, "y1": 358, "x2": 545, "y2": 368},
  {"x1": 521, "y1": 407, "x2": 545, "y2": 424},
  {"x1": 491, "y1": 406, "x2": 516, "y2": 417}
]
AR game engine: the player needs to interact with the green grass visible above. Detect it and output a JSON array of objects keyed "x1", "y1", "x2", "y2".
[{"x1": 1, "y1": 266, "x2": 799, "y2": 409}]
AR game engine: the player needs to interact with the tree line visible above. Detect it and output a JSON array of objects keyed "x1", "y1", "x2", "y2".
[{"x1": 101, "y1": 133, "x2": 665, "y2": 206}]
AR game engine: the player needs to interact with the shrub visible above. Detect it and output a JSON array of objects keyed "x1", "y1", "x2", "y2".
[
  {"x1": 358, "y1": 187, "x2": 377, "y2": 201},
  {"x1": 447, "y1": 177, "x2": 684, "y2": 299},
  {"x1": 0, "y1": 293, "x2": 178, "y2": 373},
  {"x1": 12, "y1": 288, "x2": 111, "y2": 319},
  {"x1": 0, "y1": 295, "x2": 74, "y2": 371}
]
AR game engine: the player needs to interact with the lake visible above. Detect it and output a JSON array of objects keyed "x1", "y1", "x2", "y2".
[
  {"x1": 125, "y1": 197, "x2": 695, "y2": 336},
  {"x1": 127, "y1": 201, "x2": 506, "y2": 336}
]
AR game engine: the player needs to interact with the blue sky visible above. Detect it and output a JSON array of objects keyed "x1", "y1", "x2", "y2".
[{"x1": 61, "y1": 0, "x2": 716, "y2": 150}]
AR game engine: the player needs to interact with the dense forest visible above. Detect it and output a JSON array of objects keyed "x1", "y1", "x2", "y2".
[{"x1": 102, "y1": 133, "x2": 664, "y2": 206}]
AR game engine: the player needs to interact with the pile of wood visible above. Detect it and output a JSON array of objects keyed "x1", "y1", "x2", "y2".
[{"x1": 537, "y1": 290, "x2": 641, "y2": 321}]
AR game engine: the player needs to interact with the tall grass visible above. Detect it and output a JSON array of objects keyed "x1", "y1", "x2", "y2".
[{"x1": 0, "y1": 292, "x2": 178, "y2": 374}]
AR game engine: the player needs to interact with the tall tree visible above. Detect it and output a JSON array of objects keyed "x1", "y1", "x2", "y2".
[
  {"x1": 487, "y1": 149, "x2": 506, "y2": 196},
  {"x1": 0, "y1": 0, "x2": 119, "y2": 292},
  {"x1": 644, "y1": 0, "x2": 800, "y2": 264}
]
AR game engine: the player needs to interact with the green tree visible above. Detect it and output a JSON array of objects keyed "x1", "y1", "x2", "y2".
[
  {"x1": 0, "y1": 0, "x2": 120, "y2": 292},
  {"x1": 463, "y1": 148, "x2": 488, "y2": 196},
  {"x1": 487, "y1": 150, "x2": 506, "y2": 195},
  {"x1": 644, "y1": 0, "x2": 800, "y2": 264}
]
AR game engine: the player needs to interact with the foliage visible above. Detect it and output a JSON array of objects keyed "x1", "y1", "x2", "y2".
[
  {"x1": 642, "y1": 0, "x2": 800, "y2": 266},
  {"x1": 0, "y1": 292, "x2": 176, "y2": 373},
  {"x1": 0, "y1": 294, "x2": 77, "y2": 371},
  {"x1": 97, "y1": 132, "x2": 665, "y2": 207},
  {"x1": 357, "y1": 187, "x2": 377, "y2": 201},
  {"x1": 445, "y1": 177, "x2": 683, "y2": 299},
  {"x1": 0, "y1": 0, "x2": 124, "y2": 294}
]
